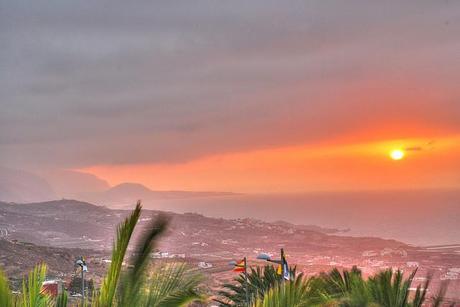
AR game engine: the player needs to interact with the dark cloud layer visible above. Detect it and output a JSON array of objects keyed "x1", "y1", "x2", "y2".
[{"x1": 1, "y1": 1, "x2": 460, "y2": 169}]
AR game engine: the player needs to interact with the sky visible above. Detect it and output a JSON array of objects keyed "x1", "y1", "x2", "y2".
[{"x1": 1, "y1": 1, "x2": 460, "y2": 193}]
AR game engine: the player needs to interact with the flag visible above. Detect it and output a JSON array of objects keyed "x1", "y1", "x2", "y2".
[
  {"x1": 276, "y1": 264, "x2": 282, "y2": 275},
  {"x1": 233, "y1": 259, "x2": 245, "y2": 272},
  {"x1": 282, "y1": 254, "x2": 289, "y2": 280},
  {"x1": 277, "y1": 249, "x2": 290, "y2": 280}
]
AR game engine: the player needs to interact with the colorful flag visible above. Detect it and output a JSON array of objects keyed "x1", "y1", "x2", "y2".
[
  {"x1": 233, "y1": 259, "x2": 245, "y2": 272},
  {"x1": 276, "y1": 264, "x2": 282, "y2": 275}
]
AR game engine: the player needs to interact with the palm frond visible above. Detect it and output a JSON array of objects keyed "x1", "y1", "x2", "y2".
[
  {"x1": 21, "y1": 263, "x2": 50, "y2": 307},
  {"x1": 217, "y1": 265, "x2": 296, "y2": 306},
  {"x1": 54, "y1": 291, "x2": 68, "y2": 307},
  {"x1": 145, "y1": 262, "x2": 204, "y2": 307},
  {"x1": 118, "y1": 214, "x2": 169, "y2": 306},
  {"x1": 367, "y1": 268, "x2": 418, "y2": 307},
  {"x1": 94, "y1": 201, "x2": 142, "y2": 307},
  {"x1": 252, "y1": 274, "x2": 320, "y2": 307},
  {"x1": 431, "y1": 280, "x2": 449, "y2": 307},
  {"x1": 0, "y1": 267, "x2": 15, "y2": 307}
]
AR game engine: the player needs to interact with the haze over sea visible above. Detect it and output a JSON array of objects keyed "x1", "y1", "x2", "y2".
[{"x1": 137, "y1": 189, "x2": 460, "y2": 247}]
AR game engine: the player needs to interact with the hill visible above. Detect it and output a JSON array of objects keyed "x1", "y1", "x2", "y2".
[{"x1": 0, "y1": 199, "x2": 459, "y2": 298}]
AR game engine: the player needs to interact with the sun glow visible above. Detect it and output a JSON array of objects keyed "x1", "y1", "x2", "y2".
[
  {"x1": 80, "y1": 135, "x2": 460, "y2": 193},
  {"x1": 390, "y1": 149, "x2": 405, "y2": 160}
]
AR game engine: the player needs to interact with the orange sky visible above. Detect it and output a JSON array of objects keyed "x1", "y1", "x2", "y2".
[
  {"x1": 2, "y1": 2, "x2": 460, "y2": 195},
  {"x1": 81, "y1": 134, "x2": 460, "y2": 193}
]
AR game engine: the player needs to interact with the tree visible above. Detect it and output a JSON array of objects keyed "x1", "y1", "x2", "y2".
[
  {"x1": 312, "y1": 266, "x2": 371, "y2": 307},
  {"x1": 216, "y1": 265, "x2": 297, "y2": 306},
  {"x1": 0, "y1": 201, "x2": 205, "y2": 307},
  {"x1": 69, "y1": 276, "x2": 94, "y2": 297},
  {"x1": 92, "y1": 201, "x2": 204, "y2": 307},
  {"x1": 255, "y1": 267, "x2": 452, "y2": 307},
  {"x1": 0, "y1": 263, "x2": 53, "y2": 307},
  {"x1": 252, "y1": 273, "x2": 331, "y2": 307}
]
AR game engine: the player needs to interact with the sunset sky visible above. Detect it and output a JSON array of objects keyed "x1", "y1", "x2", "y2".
[{"x1": 1, "y1": 1, "x2": 460, "y2": 193}]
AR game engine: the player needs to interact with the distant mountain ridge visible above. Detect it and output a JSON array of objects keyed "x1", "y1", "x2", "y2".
[
  {"x1": 0, "y1": 167, "x2": 237, "y2": 206},
  {"x1": 41, "y1": 169, "x2": 110, "y2": 199},
  {"x1": 0, "y1": 167, "x2": 56, "y2": 203},
  {"x1": 97, "y1": 182, "x2": 237, "y2": 205}
]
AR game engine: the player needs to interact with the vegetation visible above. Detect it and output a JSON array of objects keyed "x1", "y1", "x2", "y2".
[
  {"x1": 248, "y1": 266, "x2": 453, "y2": 307},
  {"x1": 68, "y1": 277, "x2": 94, "y2": 297},
  {"x1": 217, "y1": 265, "x2": 296, "y2": 306},
  {"x1": 0, "y1": 201, "x2": 204, "y2": 306},
  {"x1": 0, "y1": 263, "x2": 52, "y2": 307},
  {"x1": 0, "y1": 202, "x2": 455, "y2": 306}
]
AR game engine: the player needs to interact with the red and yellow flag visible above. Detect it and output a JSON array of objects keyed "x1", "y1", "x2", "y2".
[{"x1": 233, "y1": 259, "x2": 245, "y2": 272}]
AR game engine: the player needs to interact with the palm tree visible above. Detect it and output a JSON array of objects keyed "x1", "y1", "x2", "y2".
[
  {"x1": 255, "y1": 267, "x2": 452, "y2": 307},
  {"x1": 365, "y1": 268, "x2": 449, "y2": 307},
  {"x1": 251, "y1": 273, "x2": 331, "y2": 307},
  {"x1": 0, "y1": 201, "x2": 204, "y2": 306},
  {"x1": 0, "y1": 267, "x2": 15, "y2": 307},
  {"x1": 0, "y1": 263, "x2": 58, "y2": 307},
  {"x1": 21, "y1": 264, "x2": 51, "y2": 307},
  {"x1": 216, "y1": 265, "x2": 296, "y2": 306},
  {"x1": 312, "y1": 266, "x2": 371, "y2": 307},
  {"x1": 142, "y1": 262, "x2": 204, "y2": 306},
  {"x1": 93, "y1": 201, "x2": 204, "y2": 307}
]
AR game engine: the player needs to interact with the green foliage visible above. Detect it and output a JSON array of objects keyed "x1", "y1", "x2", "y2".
[
  {"x1": 69, "y1": 276, "x2": 94, "y2": 297},
  {"x1": 21, "y1": 263, "x2": 50, "y2": 307},
  {"x1": 118, "y1": 213, "x2": 168, "y2": 306},
  {"x1": 55, "y1": 291, "x2": 68, "y2": 307},
  {"x1": 0, "y1": 201, "x2": 455, "y2": 307},
  {"x1": 143, "y1": 263, "x2": 204, "y2": 306},
  {"x1": 311, "y1": 266, "x2": 371, "y2": 307},
  {"x1": 253, "y1": 267, "x2": 454, "y2": 307},
  {"x1": 216, "y1": 265, "x2": 297, "y2": 306},
  {"x1": 367, "y1": 269, "x2": 411, "y2": 307},
  {"x1": 0, "y1": 201, "x2": 205, "y2": 307},
  {"x1": 0, "y1": 268, "x2": 15, "y2": 307},
  {"x1": 93, "y1": 201, "x2": 204, "y2": 307},
  {"x1": 252, "y1": 273, "x2": 324, "y2": 307},
  {"x1": 94, "y1": 201, "x2": 142, "y2": 307}
]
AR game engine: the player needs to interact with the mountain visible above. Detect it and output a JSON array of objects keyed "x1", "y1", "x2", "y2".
[
  {"x1": 0, "y1": 167, "x2": 235, "y2": 208},
  {"x1": 87, "y1": 182, "x2": 237, "y2": 208},
  {"x1": 0, "y1": 167, "x2": 111, "y2": 203},
  {"x1": 41, "y1": 170, "x2": 110, "y2": 199},
  {"x1": 104, "y1": 182, "x2": 155, "y2": 200},
  {"x1": 0, "y1": 167, "x2": 56, "y2": 202}
]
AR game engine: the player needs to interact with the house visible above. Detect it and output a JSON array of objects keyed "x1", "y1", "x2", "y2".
[
  {"x1": 198, "y1": 262, "x2": 213, "y2": 269},
  {"x1": 42, "y1": 280, "x2": 63, "y2": 297}
]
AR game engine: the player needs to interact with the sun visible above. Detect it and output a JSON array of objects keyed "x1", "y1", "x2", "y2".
[{"x1": 390, "y1": 149, "x2": 405, "y2": 160}]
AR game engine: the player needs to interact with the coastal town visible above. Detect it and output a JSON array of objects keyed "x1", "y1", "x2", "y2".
[{"x1": 1, "y1": 200, "x2": 459, "y2": 301}]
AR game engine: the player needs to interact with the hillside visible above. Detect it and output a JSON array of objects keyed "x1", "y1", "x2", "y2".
[{"x1": 0, "y1": 199, "x2": 459, "y2": 298}]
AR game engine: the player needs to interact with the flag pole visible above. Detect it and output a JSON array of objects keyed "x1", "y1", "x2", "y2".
[
  {"x1": 280, "y1": 248, "x2": 285, "y2": 283},
  {"x1": 81, "y1": 263, "x2": 85, "y2": 302},
  {"x1": 244, "y1": 256, "x2": 249, "y2": 306}
]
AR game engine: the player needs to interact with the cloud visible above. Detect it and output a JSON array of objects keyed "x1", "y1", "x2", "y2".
[
  {"x1": 1, "y1": 1, "x2": 460, "y2": 169},
  {"x1": 405, "y1": 146, "x2": 423, "y2": 152}
]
